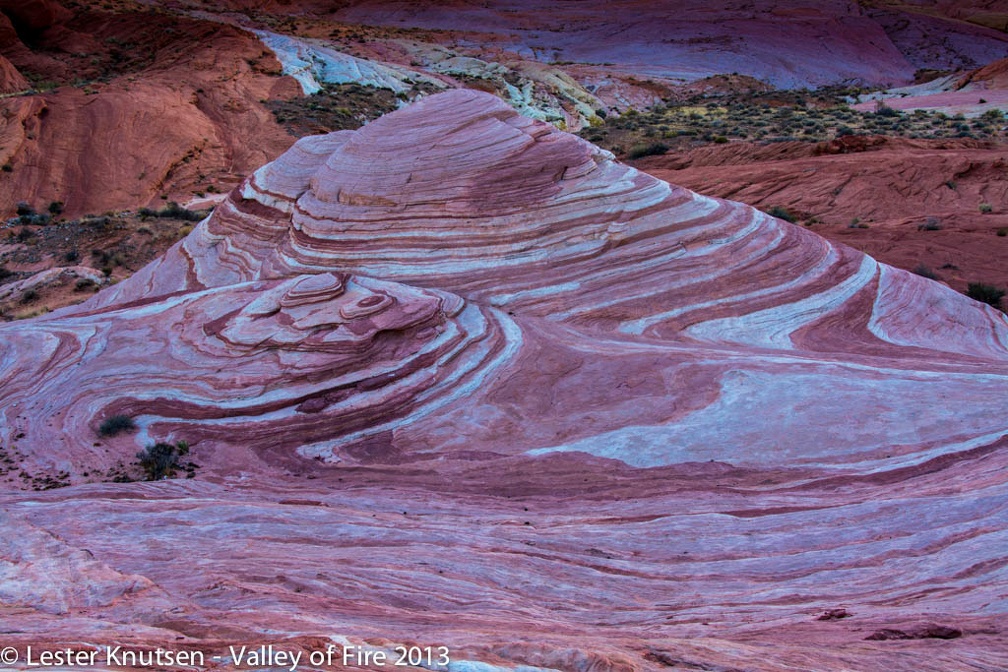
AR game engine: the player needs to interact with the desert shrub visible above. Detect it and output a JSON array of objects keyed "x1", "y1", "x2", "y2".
[
  {"x1": 979, "y1": 203, "x2": 993, "y2": 214},
  {"x1": 64, "y1": 249, "x2": 80, "y2": 263},
  {"x1": 966, "y1": 283, "x2": 1005, "y2": 309},
  {"x1": 98, "y1": 414, "x2": 136, "y2": 437},
  {"x1": 913, "y1": 264, "x2": 938, "y2": 280},
  {"x1": 875, "y1": 103, "x2": 900, "y2": 117},
  {"x1": 74, "y1": 278, "x2": 97, "y2": 291},
  {"x1": 918, "y1": 216, "x2": 943, "y2": 231},
  {"x1": 83, "y1": 215, "x2": 112, "y2": 229},
  {"x1": 157, "y1": 202, "x2": 205, "y2": 221},
  {"x1": 48, "y1": 201, "x2": 63, "y2": 215},
  {"x1": 627, "y1": 142, "x2": 669, "y2": 159},
  {"x1": 0, "y1": 265, "x2": 12, "y2": 281},
  {"x1": 766, "y1": 206, "x2": 797, "y2": 223},
  {"x1": 19, "y1": 289, "x2": 38, "y2": 304},
  {"x1": 137, "y1": 440, "x2": 190, "y2": 480},
  {"x1": 22, "y1": 213, "x2": 51, "y2": 225},
  {"x1": 997, "y1": 228, "x2": 1007, "y2": 237},
  {"x1": 15, "y1": 202, "x2": 34, "y2": 217}
]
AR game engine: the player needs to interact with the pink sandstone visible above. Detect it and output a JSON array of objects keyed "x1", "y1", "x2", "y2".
[{"x1": 0, "y1": 90, "x2": 1006, "y2": 671}]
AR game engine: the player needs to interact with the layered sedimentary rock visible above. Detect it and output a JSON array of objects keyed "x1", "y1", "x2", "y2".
[
  {"x1": 852, "y1": 58, "x2": 1008, "y2": 117},
  {"x1": 636, "y1": 136, "x2": 1008, "y2": 291},
  {"x1": 2, "y1": 90, "x2": 1007, "y2": 670},
  {"x1": 0, "y1": 7, "x2": 300, "y2": 218},
  {"x1": 66, "y1": 89, "x2": 1006, "y2": 471},
  {"x1": 332, "y1": 0, "x2": 1008, "y2": 88}
]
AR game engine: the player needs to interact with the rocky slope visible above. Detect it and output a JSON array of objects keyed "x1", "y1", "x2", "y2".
[
  {"x1": 853, "y1": 58, "x2": 1008, "y2": 118},
  {"x1": 0, "y1": 2, "x2": 300, "y2": 218},
  {"x1": 3, "y1": 0, "x2": 1007, "y2": 220},
  {"x1": 1, "y1": 90, "x2": 1006, "y2": 671},
  {"x1": 328, "y1": 0, "x2": 1008, "y2": 87},
  {"x1": 636, "y1": 135, "x2": 1008, "y2": 291}
]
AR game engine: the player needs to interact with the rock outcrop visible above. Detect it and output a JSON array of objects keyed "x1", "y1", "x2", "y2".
[
  {"x1": 0, "y1": 6, "x2": 300, "y2": 218},
  {"x1": 2, "y1": 90, "x2": 1006, "y2": 670},
  {"x1": 853, "y1": 58, "x2": 1008, "y2": 117},
  {"x1": 636, "y1": 136, "x2": 1008, "y2": 291},
  {"x1": 333, "y1": 0, "x2": 1008, "y2": 89}
]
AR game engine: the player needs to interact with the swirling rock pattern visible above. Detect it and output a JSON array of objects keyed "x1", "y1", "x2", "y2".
[{"x1": 2, "y1": 90, "x2": 1007, "y2": 670}]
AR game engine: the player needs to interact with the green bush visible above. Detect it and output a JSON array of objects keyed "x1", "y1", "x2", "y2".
[
  {"x1": 979, "y1": 203, "x2": 993, "y2": 214},
  {"x1": 627, "y1": 142, "x2": 669, "y2": 159},
  {"x1": 141, "y1": 202, "x2": 206, "y2": 222},
  {"x1": 966, "y1": 283, "x2": 1005, "y2": 309},
  {"x1": 766, "y1": 206, "x2": 797, "y2": 223},
  {"x1": 98, "y1": 414, "x2": 136, "y2": 437},
  {"x1": 137, "y1": 440, "x2": 190, "y2": 480},
  {"x1": 875, "y1": 103, "x2": 900, "y2": 117}
]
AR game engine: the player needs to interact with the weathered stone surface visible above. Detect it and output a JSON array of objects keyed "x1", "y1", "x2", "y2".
[
  {"x1": 0, "y1": 53, "x2": 26, "y2": 94},
  {"x1": 2, "y1": 90, "x2": 1006, "y2": 671},
  {"x1": 636, "y1": 135, "x2": 1008, "y2": 292},
  {"x1": 0, "y1": 9, "x2": 299, "y2": 218},
  {"x1": 332, "y1": 0, "x2": 1008, "y2": 88},
  {"x1": 853, "y1": 58, "x2": 1008, "y2": 117}
]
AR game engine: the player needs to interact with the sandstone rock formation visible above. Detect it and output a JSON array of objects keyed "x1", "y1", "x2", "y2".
[
  {"x1": 0, "y1": 53, "x2": 27, "y2": 94},
  {"x1": 636, "y1": 136, "x2": 1008, "y2": 291},
  {"x1": 1, "y1": 90, "x2": 1006, "y2": 670},
  {"x1": 853, "y1": 58, "x2": 1008, "y2": 117},
  {"x1": 0, "y1": 5, "x2": 300, "y2": 217},
  {"x1": 5, "y1": 1, "x2": 1007, "y2": 219},
  {"x1": 332, "y1": 0, "x2": 1008, "y2": 88}
]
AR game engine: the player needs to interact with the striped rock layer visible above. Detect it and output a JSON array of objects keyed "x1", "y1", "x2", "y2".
[{"x1": 1, "y1": 90, "x2": 1006, "y2": 671}]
